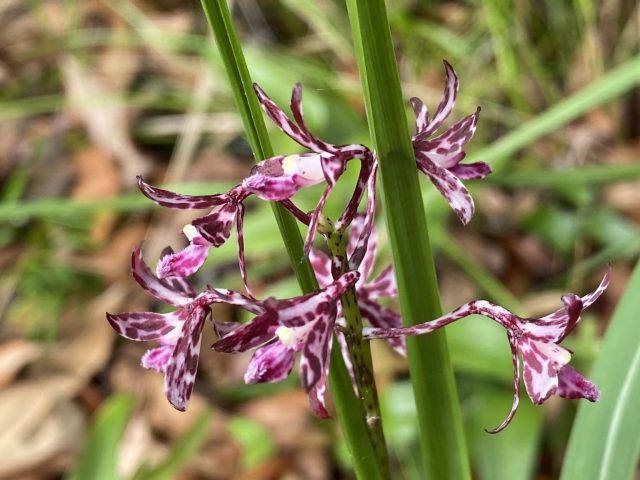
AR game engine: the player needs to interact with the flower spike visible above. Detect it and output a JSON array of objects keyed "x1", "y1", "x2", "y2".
[
  {"x1": 410, "y1": 61, "x2": 491, "y2": 224},
  {"x1": 363, "y1": 267, "x2": 611, "y2": 431}
]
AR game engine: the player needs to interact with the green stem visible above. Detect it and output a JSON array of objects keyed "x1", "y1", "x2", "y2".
[
  {"x1": 345, "y1": 1, "x2": 471, "y2": 478},
  {"x1": 322, "y1": 221, "x2": 390, "y2": 476},
  {"x1": 199, "y1": 1, "x2": 384, "y2": 478}
]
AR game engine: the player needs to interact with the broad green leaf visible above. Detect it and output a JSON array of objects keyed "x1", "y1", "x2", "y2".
[
  {"x1": 561, "y1": 260, "x2": 640, "y2": 480},
  {"x1": 66, "y1": 394, "x2": 136, "y2": 480}
]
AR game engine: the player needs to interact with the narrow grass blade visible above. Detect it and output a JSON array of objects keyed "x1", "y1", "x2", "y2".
[
  {"x1": 472, "y1": 56, "x2": 640, "y2": 172},
  {"x1": 345, "y1": 0, "x2": 471, "y2": 478},
  {"x1": 561, "y1": 261, "x2": 640, "y2": 480},
  {"x1": 198, "y1": 2, "x2": 384, "y2": 477},
  {"x1": 65, "y1": 394, "x2": 136, "y2": 480},
  {"x1": 134, "y1": 411, "x2": 210, "y2": 480}
]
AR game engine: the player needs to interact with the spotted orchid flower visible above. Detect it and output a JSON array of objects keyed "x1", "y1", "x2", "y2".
[
  {"x1": 105, "y1": 246, "x2": 248, "y2": 410},
  {"x1": 411, "y1": 61, "x2": 491, "y2": 224},
  {"x1": 363, "y1": 267, "x2": 610, "y2": 432},
  {"x1": 310, "y1": 215, "x2": 404, "y2": 356},
  {"x1": 213, "y1": 271, "x2": 359, "y2": 417},
  {"x1": 254, "y1": 83, "x2": 374, "y2": 253}
]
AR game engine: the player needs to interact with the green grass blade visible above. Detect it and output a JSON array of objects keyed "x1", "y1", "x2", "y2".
[
  {"x1": 66, "y1": 394, "x2": 136, "y2": 480},
  {"x1": 134, "y1": 411, "x2": 210, "y2": 480},
  {"x1": 472, "y1": 55, "x2": 640, "y2": 172},
  {"x1": 561, "y1": 260, "x2": 640, "y2": 480},
  {"x1": 345, "y1": 1, "x2": 471, "y2": 478},
  {"x1": 198, "y1": 2, "x2": 384, "y2": 477}
]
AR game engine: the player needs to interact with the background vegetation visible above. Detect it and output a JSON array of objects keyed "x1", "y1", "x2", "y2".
[{"x1": 0, "y1": 0, "x2": 638, "y2": 478}]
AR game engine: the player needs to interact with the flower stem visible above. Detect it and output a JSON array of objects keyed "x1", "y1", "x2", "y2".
[
  {"x1": 322, "y1": 221, "x2": 390, "y2": 476},
  {"x1": 199, "y1": 1, "x2": 385, "y2": 477},
  {"x1": 345, "y1": 0, "x2": 472, "y2": 478}
]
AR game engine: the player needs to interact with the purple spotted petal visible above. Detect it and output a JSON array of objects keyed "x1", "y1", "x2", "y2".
[
  {"x1": 363, "y1": 265, "x2": 397, "y2": 299},
  {"x1": 141, "y1": 345, "x2": 173, "y2": 373},
  {"x1": 106, "y1": 311, "x2": 182, "y2": 342},
  {"x1": 138, "y1": 177, "x2": 228, "y2": 209},
  {"x1": 449, "y1": 161, "x2": 492, "y2": 180},
  {"x1": 524, "y1": 267, "x2": 611, "y2": 342},
  {"x1": 416, "y1": 108, "x2": 480, "y2": 169},
  {"x1": 486, "y1": 338, "x2": 521, "y2": 433},
  {"x1": 358, "y1": 298, "x2": 405, "y2": 356},
  {"x1": 299, "y1": 310, "x2": 335, "y2": 417},
  {"x1": 273, "y1": 271, "x2": 359, "y2": 329},
  {"x1": 415, "y1": 60, "x2": 459, "y2": 139},
  {"x1": 164, "y1": 307, "x2": 208, "y2": 411},
  {"x1": 212, "y1": 311, "x2": 278, "y2": 353},
  {"x1": 243, "y1": 154, "x2": 326, "y2": 201},
  {"x1": 519, "y1": 338, "x2": 571, "y2": 404},
  {"x1": 416, "y1": 152, "x2": 475, "y2": 224},
  {"x1": 158, "y1": 247, "x2": 197, "y2": 296},
  {"x1": 191, "y1": 203, "x2": 239, "y2": 247},
  {"x1": 303, "y1": 182, "x2": 334, "y2": 255},
  {"x1": 131, "y1": 245, "x2": 189, "y2": 306},
  {"x1": 335, "y1": 153, "x2": 374, "y2": 231},
  {"x1": 156, "y1": 238, "x2": 210, "y2": 279},
  {"x1": 254, "y1": 83, "x2": 318, "y2": 152},
  {"x1": 348, "y1": 162, "x2": 378, "y2": 275},
  {"x1": 244, "y1": 341, "x2": 296, "y2": 384},
  {"x1": 410, "y1": 97, "x2": 429, "y2": 135},
  {"x1": 309, "y1": 248, "x2": 333, "y2": 288},
  {"x1": 308, "y1": 369, "x2": 331, "y2": 418},
  {"x1": 557, "y1": 365, "x2": 600, "y2": 401}
]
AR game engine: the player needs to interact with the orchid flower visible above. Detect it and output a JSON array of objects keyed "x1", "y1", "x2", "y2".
[
  {"x1": 254, "y1": 83, "x2": 374, "y2": 253},
  {"x1": 410, "y1": 61, "x2": 491, "y2": 224},
  {"x1": 213, "y1": 271, "x2": 360, "y2": 417},
  {"x1": 310, "y1": 215, "x2": 404, "y2": 356},
  {"x1": 106, "y1": 245, "x2": 262, "y2": 411},
  {"x1": 363, "y1": 267, "x2": 610, "y2": 432}
]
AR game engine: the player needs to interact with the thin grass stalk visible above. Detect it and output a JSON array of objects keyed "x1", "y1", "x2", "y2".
[
  {"x1": 198, "y1": 1, "x2": 384, "y2": 478},
  {"x1": 345, "y1": 0, "x2": 471, "y2": 478}
]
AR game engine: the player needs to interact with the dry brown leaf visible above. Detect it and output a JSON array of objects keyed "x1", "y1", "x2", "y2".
[
  {"x1": 61, "y1": 56, "x2": 151, "y2": 184},
  {"x1": 0, "y1": 339, "x2": 42, "y2": 388},
  {"x1": 71, "y1": 146, "x2": 122, "y2": 243}
]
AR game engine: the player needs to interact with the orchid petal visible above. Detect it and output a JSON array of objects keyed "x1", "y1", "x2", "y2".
[
  {"x1": 157, "y1": 247, "x2": 197, "y2": 295},
  {"x1": 520, "y1": 338, "x2": 571, "y2": 404},
  {"x1": 131, "y1": 245, "x2": 189, "y2": 306},
  {"x1": 449, "y1": 161, "x2": 492, "y2": 180},
  {"x1": 141, "y1": 345, "x2": 174, "y2": 373},
  {"x1": 410, "y1": 97, "x2": 429, "y2": 135},
  {"x1": 106, "y1": 311, "x2": 182, "y2": 342},
  {"x1": 308, "y1": 248, "x2": 333, "y2": 288},
  {"x1": 303, "y1": 182, "x2": 334, "y2": 255},
  {"x1": 358, "y1": 298, "x2": 406, "y2": 356},
  {"x1": 363, "y1": 265, "x2": 397, "y2": 299},
  {"x1": 416, "y1": 152, "x2": 475, "y2": 224},
  {"x1": 416, "y1": 60, "x2": 459, "y2": 139},
  {"x1": 486, "y1": 336, "x2": 521, "y2": 433},
  {"x1": 557, "y1": 365, "x2": 600, "y2": 401},
  {"x1": 417, "y1": 108, "x2": 480, "y2": 168},
  {"x1": 138, "y1": 177, "x2": 227, "y2": 209},
  {"x1": 299, "y1": 310, "x2": 334, "y2": 406},
  {"x1": 164, "y1": 307, "x2": 208, "y2": 411},
  {"x1": 244, "y1": 341, "x2": 296, "y2": 384},
  {"x1": 191, "y1": 203, "x2": 238, "y2": 247},
  {"x1": 348, "y1": 163, "x2": 378, "y2": 276},
  {"x1": 156, "y1": 237, "x2": 210, "y2": 279},
  {"x1": 212, "y1": 311, "x2": 278, "y2": 353}
]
